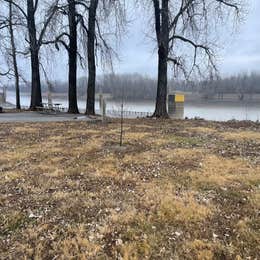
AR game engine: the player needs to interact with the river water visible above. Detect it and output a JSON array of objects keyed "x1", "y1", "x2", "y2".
[{"x1": 5, "y1": 91, "x2": 260, "y2": 121}]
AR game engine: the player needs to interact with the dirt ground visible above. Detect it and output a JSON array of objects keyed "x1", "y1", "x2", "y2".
[{"x1": 0, "y1": 119, "x2": 259, "y2": 259}]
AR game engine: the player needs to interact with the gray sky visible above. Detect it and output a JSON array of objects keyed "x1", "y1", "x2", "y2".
[
  {"x1": 1, "y1": 0, "x2": 260, "y2": 82},
  {"x1": 111, "y1": 0, "x2": 260, "y2": 78},
  {"x1": 218, "y1": 0, "x2": 260, "y2": 76}
]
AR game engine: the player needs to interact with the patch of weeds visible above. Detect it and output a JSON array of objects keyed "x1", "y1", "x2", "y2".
[
  {"x1": 182, "y1": 239, "x2": 231, "y2": 260},
  {"x1": 247, "y1": 178, "x2": 260, "y2": 188},
  {"x1": 0, "y1": 212, "x2": 30, "y2": 236},
  {"x1": 122, "y1": 215, "x2": 155, "y2": 241},
  {"x1": 171, "y1": 135, "x2": 204, "y2": 147},
  {"x1": 196, "y1": 181, "x2": 220, "y2": 192},
  {"x1": 215, "y1": 188, "x2": 248, "y2": 206},
  {"x1": 115, "y1": 219, "x2": 163, "y2": 259},
  {"x1": 105, "y1": 210, "x2": 165, "y2": 258},
  {"x1": 234, "y1": 218, "x2": 260, "y2": 258},
  {"x1": 119, "y1": 240, "x2": 152, "y2": 259},
  {"x1": 167, "y1": 172, "x2": 193, "y2": 190},
  {"x1": 155, "y1": 194, "x2": 211, "y2": 225}
]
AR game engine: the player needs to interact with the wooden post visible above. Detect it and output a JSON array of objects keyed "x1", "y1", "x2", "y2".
[{"x1": 3, "y1": 86, "x2": 6, "y2": 103}]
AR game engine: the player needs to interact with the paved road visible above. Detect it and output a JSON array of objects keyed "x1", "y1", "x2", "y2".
[{"x1": 0, "y1": 112, "x2": 95, "y2": 123}]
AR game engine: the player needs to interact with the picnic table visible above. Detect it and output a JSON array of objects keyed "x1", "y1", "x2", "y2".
[{"x1": 36, "y1": 103, "x2": 64, "y2": 114}]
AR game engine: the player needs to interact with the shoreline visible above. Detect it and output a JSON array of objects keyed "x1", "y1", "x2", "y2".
[
  {"x1": 8, "y1": 90, "x2": 260, "y2": 104},
  {"x1": 1, "y1": 110, "x2": 260, "y2": 124}
]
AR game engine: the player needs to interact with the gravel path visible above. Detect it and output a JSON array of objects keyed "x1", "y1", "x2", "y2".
[{"x1": 0, "y1": 112, "x2": 95, "y2": 123}]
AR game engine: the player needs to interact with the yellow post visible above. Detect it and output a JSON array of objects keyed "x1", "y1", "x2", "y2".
[{"x1": 168, "y1": 93, "x2": 185, "y2": 118}]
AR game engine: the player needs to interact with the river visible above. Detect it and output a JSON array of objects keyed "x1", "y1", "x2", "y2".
[{"x1": 5, "y1": 91, "x2": 260, "y2": 121}]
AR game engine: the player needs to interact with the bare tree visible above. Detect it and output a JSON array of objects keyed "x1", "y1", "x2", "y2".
[
  {"x1": 8, "y1": 1, "x2": 21, "y2": 109},
  {"x1": 45, "y1": 0, "x2": 125, "y2": 114},
  {"x1": 85, "y1": 0, "x2": 99, "y2": 115},
  {"x1": 0, "y1": 1, "x2": 23, "y2": 109},
  {"x1": 2, "y1": 0, "x2": 58, "y2": 109},
  {"x1": 42, "y1": 0, "x2": 88, "y2": 114},
  {"x1": 44, "y1": 0, "x2": 95, "y2": 113},
  {"x1": 146, "y1": 0, "x2": 242, "y2": 117},
  {"x1": 85, "y1": 0, "x2": 125, "y2": 115},
  {"x1": 67, "y1": 0, "x2": 79, "y2": 113}
]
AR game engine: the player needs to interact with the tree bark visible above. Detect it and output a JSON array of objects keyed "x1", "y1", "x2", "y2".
[
  {"x1": 152, "y1": 0, "x2": 169, "y2": 118},
  {"x1": 9, "y1": 1, "x2": 21, "y2": 110},
  {"x1": 86, "y1": 0, "x2": 98, "y2": 115},
  {"x1": 27, "y1": 0, "x2": 42, "y2": 109},
  {"x1": 68, "y1": 0, "x2": 79, "y2": 114},
  {"x1": 154, "y1": 45, "x2": 168, "y2": 117}
]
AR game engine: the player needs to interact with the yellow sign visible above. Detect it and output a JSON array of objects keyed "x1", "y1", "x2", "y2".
[{"x1": 175, "y1": 94, "x2": 185, "y2": 103}]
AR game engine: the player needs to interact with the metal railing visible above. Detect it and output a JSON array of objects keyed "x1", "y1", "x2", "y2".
[{"x1": 106, "y1": 109, "x2": 152, "y2": 118}]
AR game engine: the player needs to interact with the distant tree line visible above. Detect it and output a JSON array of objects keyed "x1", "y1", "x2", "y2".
[
  {"x1": 6, "y1": 73, "x2": 157, "y2": 100},
  {"x1": 172, "y1": 73, "x2": 260, "y2": 99},
  {"x1": 8, "y1": 72, "x2": 260, "y2": 101}
]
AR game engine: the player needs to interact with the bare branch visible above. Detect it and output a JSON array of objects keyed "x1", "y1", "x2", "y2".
[
  {"x1": 215, "y1": 0, "x2": 240, "y2": 12},
  {"x1": 2, "y1": 0, "x2": 28, "y2": 19},
  {"x1": 38, "y1": 1, "x2": 59, "y2": 46}
]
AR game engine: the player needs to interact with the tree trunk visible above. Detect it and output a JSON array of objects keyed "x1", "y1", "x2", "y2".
[
  {"x1": 9, "y1": 2, "x2": 21, "y2": 110},
  {"x1": 153, "y1": 0, "x2": 169, "y2": 118},
  {"x1": 27, "y1": 0, "x2": 42, "y2": 109},
  {"x1": 153, "y1": 45, "x2": 168, "y2": 117},
  {"x1": 86, "y1": 0, "x2": 98, "y2": 115},
  {"x1": 30, "y1": 49, "x2": 42, "y2": 109},
  {"x1": 68, "y1": 0, "x2": 79, "y2": 114}
]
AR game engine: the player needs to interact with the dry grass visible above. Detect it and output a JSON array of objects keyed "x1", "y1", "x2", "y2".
[
  {"x1": 221, "y1": 130, "x2": 260, "y2": 141},
  {"x1": 188, "y1": 126, "x2": 217, "y2": 134},
  {"x1": 189, "y1": 154, "x2": 260, "y2": 187},
  {"x1": 0, "y1": 119, "x2": 259, "y2": 259}
]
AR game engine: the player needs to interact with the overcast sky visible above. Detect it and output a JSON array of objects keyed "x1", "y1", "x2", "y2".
[
  {"x1": 110, "y1": 0, "x2": 260, "y2": 78},
  {"x1": 219, "y1": 0, "x2": 260, "y2": 75},
  {"x1": 1, "y1": 0, "x2": 260, "y2": 82}
]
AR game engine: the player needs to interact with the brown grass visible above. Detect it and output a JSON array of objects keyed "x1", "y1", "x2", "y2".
[
  {"x1": 0, "y1": 119, "x2": 259, "y2": 259},
  {"x1": 221, "y1": 130, "x2": 260, "y2": 141}
]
